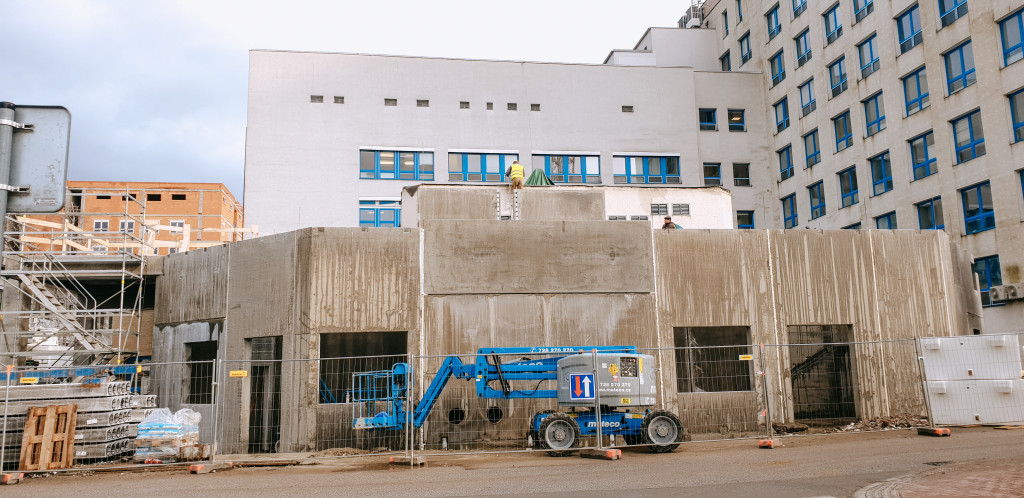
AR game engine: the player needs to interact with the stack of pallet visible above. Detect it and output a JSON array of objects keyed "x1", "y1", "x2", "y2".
[{"x1": 1, "y1": 381, "x2": 138, "y2": 467}]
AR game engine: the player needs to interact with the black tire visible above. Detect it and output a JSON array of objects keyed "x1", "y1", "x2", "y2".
[
  {"x1": 529, "y1": 410, "x2": 557, "y2": 449},
  {"x1": 641, "y1": 410, "x2": 682, "y2": 453},
  {"x1": 537, "y1": 412, "x2": 580, "y2": 457}
]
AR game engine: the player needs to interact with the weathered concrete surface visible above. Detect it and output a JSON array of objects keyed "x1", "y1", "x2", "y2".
[
  {"x1": 402, "y1": 186, "x2": 497, "y2": 227},
  {"x1": 423, "y1": 220, "x2": 654, "y2": 295},
  {"x1": 518, "y1": 189, "x2": 604, "y2": 221},
  {"x1": 151, "y1": 320, "x2": 222, "y2": 444},
  {"x1": 154, "y1": 245, "x2": 229, "y2": 325}
]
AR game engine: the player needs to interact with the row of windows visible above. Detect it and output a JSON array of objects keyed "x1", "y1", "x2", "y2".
[
  {"x1": 314, "y1": 95, "x2": 545, "y2": 111},
  {"x1": 94, "y1": 193, "x2": 186, "y2": 202}
]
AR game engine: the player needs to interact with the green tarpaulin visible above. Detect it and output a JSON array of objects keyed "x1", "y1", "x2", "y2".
[{"x1": 524, "y1": 169, "x2": 554, "y2": 186}]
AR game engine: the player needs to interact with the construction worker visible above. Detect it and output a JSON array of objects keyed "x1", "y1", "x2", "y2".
[
  {"x1": 505, "y1": 160, "x2": 525, "y2": 193},
  {"x1": 662, "y1": 216, "x2": 681, "y2": 229}
]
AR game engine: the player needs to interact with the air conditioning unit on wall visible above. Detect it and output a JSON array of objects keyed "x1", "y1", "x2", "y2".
[{"x1": 990, "y1": 284, "x2": 1024, "y2": 302}]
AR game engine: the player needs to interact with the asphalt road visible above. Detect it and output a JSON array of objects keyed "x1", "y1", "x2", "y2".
[{"x1": 7, "y1": 427, "x2": 1023, "y2": 497}]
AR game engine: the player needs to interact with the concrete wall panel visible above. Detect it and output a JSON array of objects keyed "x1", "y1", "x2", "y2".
[
  {"x1": 519, "y1": 189, "x2": 605, "y2": 221},
  {"x1": 154, "y1": 246, "x2": 229, "y2": 325}
]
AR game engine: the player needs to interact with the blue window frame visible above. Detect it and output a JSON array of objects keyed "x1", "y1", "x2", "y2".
[
  {"x1": 961, "y1": 181, "x2": 995, "y2": 234},
  {"x1": 728, "y1": 109, "x2": 746, "y2": 131},
  {"x1": 804, "y1": 129, "x2": 821, "y2": 167},
  {"x1": 737, "y1": 0, "x2": 743, "y2": 21},
  {"x1": 793, "y1": 0, "x2": 807, "y2": 17},
  {"x1": 824, "y1": 5, "x2": 843, "y2": 44},
  {"x1": 808, "y1": 181, "x2": 826, "y2": 219},
  {"x1": 1002, "y1": 9, "x2": 1024, "y2": 66},
  {"x1": 799, "y1": 79, "x2": 816, "y2": 116},
  {"x1": 359, "y1": 200, "x2": 401, "y2": 228},
  {"x1": 699, "y1": 108, "x2": 717, "y2": 130},
  {"x1": 869, "y1": 151, "x2": 892, "y2": 196},
  {"x1": 910, "y1": 131, "x2": 937, "y2": 180},
  {"x1": 360, "y1": 150, "x2": 434, "y2": 180},
  {"x1": 733, "y1": 163, "x2": 751, "y2": 186},
  {"x1": 779, "y1": 145, "x2": 794, "y2": 181},
  {"x1": 531, "y1": 155, "x2": 600, "y2": 183},
  {"x1": 767, "y1": 6, "x2": 781, "y2": 39},
  {"x1": 858, "y1": 34, "x2": 879, "y2": 78},
  {"x1": 613, "y1": 156, "x2": 681, "y2": 184},
  {"x1": 939, "y1": 0, "x2": 968, "y2": 27},
  {"x1": 737, "y1": 210, "x2": 755, "y2": 229},
  {"x1": 781, "y1": 194, "x2": 798, "y2": 228},
  {"x1": 875, "y1": 211, "x2": 897, "y2": 229},
  {"x1": 902, "y1": 67, "x2": 930, "y2": 116},
  {"x1": 952, "y1": 110, "x2": 985, "y2": 164},
  {"x1": 897, "y1": 5, "x2": 923, "y2": 53},
  {"x1": 973, "y1": 255, "x2": 1003, "y2": 307},
  {"x1": 863, "y1": 93, "x2": 886, "y2": 136},
  {"x1": 739, "y1": 32, "x2": 752, "y2": 63},
  {"x1": 838, "y1": 166, "x2": 859, "y2": 207},
  {"x1": 843, "y1": 223, "x2": 862, "y2": 229},
  {"x1": 774, "y1": 97, "x2": 790, "y2": 132},
  {"x1": 1010, "y1": 89, "x2": 1024, "y2": 143},
  {"x1": 721, "y1": 51, "x2": 732, "y2": 71},
  {"x1": 723, "y1": 11, "x2": 729, "y2": 36},
  {"x1": 944, "y1": 41, "x2": 976, "y2": 94},
  {"x1": 853, "y1": 0, "x2": 874, "y2": 22},
  {"x1": 448, "y1": 152, "x2": 517, "y2": 182},
  {"x1": 770, "y1": 50, "x2": 786, "y2": 86},
  {"x1": 916, "y1": 197, "x2": 944, "y2": 230},
  {"x1": 703, "y1": 163, "x2": 722, "y2": 186},
  {"x1": 795, "y1": 29, "x2": 812, "y2": 66},
  {"x1": 829, "y1": 57, "x2": 848, "y2": 97},
  {"x1": 834, "y1": 111, "x2": 853, "y2": 152}
]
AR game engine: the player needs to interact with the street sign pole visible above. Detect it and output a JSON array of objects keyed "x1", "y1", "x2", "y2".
[{"x1": 0, "y1": 102, "x2": 16, "y2": 269}]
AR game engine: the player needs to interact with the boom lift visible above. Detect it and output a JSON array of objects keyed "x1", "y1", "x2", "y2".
[{"x1": 349, "y1": 346, "x2": 683, "y2": 456}]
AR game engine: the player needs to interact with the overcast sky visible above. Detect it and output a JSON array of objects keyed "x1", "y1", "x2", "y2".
[{"x1": 2, "y1": 1, "x2": 688, "y2": 200}]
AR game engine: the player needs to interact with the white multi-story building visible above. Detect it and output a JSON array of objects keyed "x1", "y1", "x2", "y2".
[{"x1": 244, "y1": 0, "x2": 1024, "y2": 331}]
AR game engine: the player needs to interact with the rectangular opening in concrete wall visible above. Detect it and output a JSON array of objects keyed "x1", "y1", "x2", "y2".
[
  {"x1": 318, "y1": 331, "x2": 408, "y2": 404},
  {"x1": 674, "y1": 327, "x2": 753, "y2": 393},
  {"x1": 787, "y1": 325, "x2": 858, "y2": 423},
  {"x1": 185, "y1": 340, "x2": 217, "y2": 404},
  {"x1": 247, "y1": 336, "x2": 282, "y2": 453}
]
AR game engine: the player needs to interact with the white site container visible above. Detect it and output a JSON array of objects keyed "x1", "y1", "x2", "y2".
[
  {"x1": 925, "y1": 379, "x2": 1024, "y2": 425},
  {"x1": 918, "y1": 335, "x2": 1023, "y2": 381}
]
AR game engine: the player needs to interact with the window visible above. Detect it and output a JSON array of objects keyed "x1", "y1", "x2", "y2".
[
  {"x1": 185, "y1": 341, "x2": 217, "y2": 404},
  {"x1": 673, "y1": 204, "x2": 690, "y2": 216},
  {"x1": 799, "y1": 79, "x2": 816, "y2": 116},
  {"x1": 699, "y1": 108, "x2": 718, "y2": 130},
  {"x1": 916, "y1": 197, "x2": 944, "y2": 230},
  {"x1": 838, "y1": 166, "x2": 859, "y2": 207},
  {"x1": 770, "y1": 50, "x2": 786, "y2": 86},
  {"x1": 384, "y1": 98, "x2": 397, "y2": 106},
  {"x1": 944, "y1": 41, "x2": 976, "y2": 94},
  {"x1": 721, "y1": 51, "x2": 732, "y2": 71},
  {"x1": 795, "y1": 29, "x2": 812, "y2": 66},
  {"x1": 507, "y1": 103, "x2": 517, "y2": 111},
  {"x1": 334, "y1": 96, "x2": 345, "y2": 104},
  {"x1": 169, "y1": 220, "x2": 185, "y2": 229},
  {"x1": 531, "y1": 103, "x2": 541, "y2": 111},
  {"x1": 824, "y1": 5, "x2": 843, "y2": 44},
  {"x1": 951, "y1": 110, "x2": 985, "y2": 164},
  {"x1": 448, "y1": 152, "x2": 517, "y2": 182},
  {"x1": 1010, "y1": 89, "x2": 1024, "y2": 143},
  {"x1": 834, "y1": 111, "x2": 853, "y2": 151},
  {"x1": 487, "y1": 102, "x2": 494, "y2": 110},
  {"x1": 774, "y1": 97, "x2": 790, "y2": 132},
  {"x1": 869, "y1": 151, "x2": 892, "y2": 195},
  {"x1": 843, "y1": 223, "x2": 862, "y2": 229},
  {"x1": 167, "y1": 247, "x2": 179, "y2": 255},
  {"x1": 703, "y1": 163, "x2": 722, "y2": 186},
  {"x1": 723, "y1": 11, "x2": 730, "y2": 35},
  {"x1": 674, "y1": 327, "x2": 753, "y2": 393},
  {"x1": 93, "y1": 220, "x2": 109, "y2": 232},
  {"x1": 767, "y1": 6, "x2": 781, "y2": 39},
  {"x1": 531, "y1": 155, "x2": 601, "y2": 183},
  {"x1": 793, "y1": 0, "x2": 807, "y2": 17},
  {"x1": 119, "y1": 220, "x2": 135, "y2": 233},
  {"x1": 728, "y1": 109, "x2": 746, "y2": 131},
  {"x1": 939, "y1": 0, "x2": 968, "y2": 27},
  {"x1": 829, "y1": 57, "x2": 848, "y2": 97},
  {"x1": 733, "y1": 163, "x2": 751, "y2": 186},
  {"x1": 858, "y1": 34, "x2": 879, "y2": 78},
  {"x1": 416, "y1": 99, "x2": 429, "y2": 107},
  {"x1": 459, "y1": 101, "x2": 470, "y2": 109},
  {"x1": 973, "y1": 256, "x2": 1003, "y2": 307},
  {"x1": 310, "y1": 95, "x2": 323, "y2": 103},
  {"x1": 875, "y1": 211, "x2": 897, "y2": 229},
  {"x1": 622, "y1": 105, "x2": 634, "y2": 113},
  {"x1": 853, "y1": 0, "x2": 874, "y2": 21},
  {"x1": 147, "y1": 193, "x2": 161, "y2": 202},
  {"x1": 739, "y1": 32, "x2": 752, "y2": 63},
  {"x1": 1002, "y1": 9, "x2": 1024, "y2": 66},
  {"x1": 358, "y1": 200, "x2": 401, "y2": 227},
  {"x1": 897, "y1": 5, "x2": 923, "y2": 53},
  {"x1": 779, "y1": 145, "x2": 794, "y2": 181},
  {"x1": 782, "y1": 194, "x2": 798, "y2": 228},
  {"x1": 651, "y1": 204, "x2": 669, "y2": 216},
  {"x1": 961, "y1": 181, "x2": 995, "y2": 234},
  {"x1": 96, "y1": 195, "x2": 111, "y2": 200},
  {"x1": 737, "y1": 210, "x2": 755, "y2": 229},
  {"x1": 608, "y1": 216, "x2": 626, "y2": 221},
  {"x1": 902, "y1": 67, "x2": 930, "y2": 116},
  {"x1": 804, "y1": 130, "x2": 821, "y2": 167},
  {"x1": 361, "y1": 150, "x2": 435, "y2": 180},
  {"x1": 319, "y1": 332, "x2": 407, "y2": 404},
  {"x1": 171, "y1": 193, "x2": 186, "y2": 201},
  {"x1": 737, "y1": 0, "x2": 743, "y2": 21},
  {"x1": 863, "y1": 93, "x2": 886, "y2": 136},
  {"x1": 631, "y1": 215, "x2": 650, "y2": 221},
  {"x1": 613, "y1": 156, "x2": 681, "y2": 184},
  {"x1": 808, "y1": 181, "x2": 826, "y2": 219},
  {"x1": 910, "y1": 131, "x2": 937, "y2": 180}
]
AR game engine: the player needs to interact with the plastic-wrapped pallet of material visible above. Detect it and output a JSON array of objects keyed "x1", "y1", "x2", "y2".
[{"x1": 134, "y1": 408, "x2": 202, "y2": 463}]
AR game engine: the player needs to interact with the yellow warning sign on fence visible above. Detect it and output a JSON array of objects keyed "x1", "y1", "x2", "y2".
[
  {"x1": 229, "y1": 370, "x2": 249, "y2": 378},
  {"x1": 738, "y1": 354, "x2": 754, "y2": 361},
  {"x1": 20, "y1": 377, "x2": 39, "y2": 384}
]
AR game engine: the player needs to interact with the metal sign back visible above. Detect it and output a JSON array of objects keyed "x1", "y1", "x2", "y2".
[{"x1": 7, "y1": 106, "x2": 70, "y2": 213}]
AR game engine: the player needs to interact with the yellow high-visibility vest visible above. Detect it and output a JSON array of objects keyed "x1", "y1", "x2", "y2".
[{"x1": 509, "y1": 163, "x2": 525, "y2": 179}]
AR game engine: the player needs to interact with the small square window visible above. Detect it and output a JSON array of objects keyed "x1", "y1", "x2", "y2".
[
  {"x1": 172, "y1": 193, "x2": 186, "y2": 201},
  {"x1": 460, "y1": 101, "x2": 470, "y2": 109},
  {"x1": 417, "y1": 99, "x2": 429, "y2": 107},
  {"x1": 384, "y1": 98, "x2": 397, "y2": 106},
  {"x1": 333, "y1": 96, "x2": 344, "y2": 104},
  {"x1": 507, "y1": 103, "x2": 517, "y2": 111},
  {"x1": 531, "y1": 103, "x2": 540, "y2": 111},
  {"x1": 486, "y1": 102, "x2": 494, "y2": 110},
  {"x1": 622, "y1": 105, "x2": 634, "y2": 113},
  {"x1": 310, "y1": 95, "x2": 323, "y2": 103}
]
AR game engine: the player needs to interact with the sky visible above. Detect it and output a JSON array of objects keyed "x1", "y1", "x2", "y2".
[{"x1": 2, "y1": 1, "x2": 690, "y2": 200}]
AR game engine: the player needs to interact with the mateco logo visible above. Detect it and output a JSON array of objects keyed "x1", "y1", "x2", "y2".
[{"x1": 586, "y1": 421, "x2": 621, "y2": 428}]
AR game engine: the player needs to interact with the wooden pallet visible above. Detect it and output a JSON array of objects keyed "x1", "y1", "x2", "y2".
[{"x1": 19, "y1": 404, "x2": 78, "y2": 471}]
